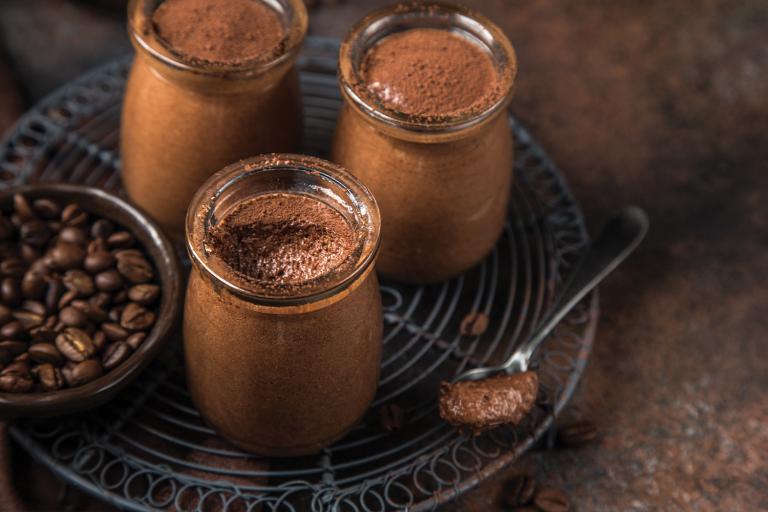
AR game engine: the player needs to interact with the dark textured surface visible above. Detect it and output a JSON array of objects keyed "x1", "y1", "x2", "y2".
[{"x1": 1, "y1": 0, "x2": 766, "y2": 510}]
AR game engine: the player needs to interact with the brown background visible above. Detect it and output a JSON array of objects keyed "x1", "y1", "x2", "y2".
[{"x1": 0, "y1": 0, "x2": 766, "y2": 510}]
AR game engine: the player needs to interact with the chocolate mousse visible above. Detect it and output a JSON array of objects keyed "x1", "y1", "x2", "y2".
[
  {"x1": 361, "y1": 28, "x2": 501, "y2": 118},
  {"x1": 152, "y1": 0, "x2": 286, "y2": 65},
  {"x1": 206, "y1": 193, "x2": 356, "y2": 292},
  {"x1": 439, "y1": 371, "x2": 539, "y2": 434}
]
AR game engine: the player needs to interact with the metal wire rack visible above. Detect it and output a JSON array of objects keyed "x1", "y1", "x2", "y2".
[{"x1": 0, "y1": 37, "x2": 597, "y2": 511}]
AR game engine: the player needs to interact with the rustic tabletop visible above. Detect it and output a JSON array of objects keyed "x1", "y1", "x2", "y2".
[{"x1": 0, "y1": 1, "x2": 766, "y2": 510}]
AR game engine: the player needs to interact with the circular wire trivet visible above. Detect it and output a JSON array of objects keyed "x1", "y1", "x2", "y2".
[{"x1": 0, "y1": 38, "x2": 597, "y2": 511}]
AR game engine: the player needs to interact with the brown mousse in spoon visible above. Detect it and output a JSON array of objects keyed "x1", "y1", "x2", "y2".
[{"x1": 439, "y1": 371, "x2": 539, "y2": 434}]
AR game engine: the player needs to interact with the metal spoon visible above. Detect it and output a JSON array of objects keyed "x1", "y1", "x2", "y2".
[{"x1": 455, "y1": 206, "x2": 649, "y2": 382}]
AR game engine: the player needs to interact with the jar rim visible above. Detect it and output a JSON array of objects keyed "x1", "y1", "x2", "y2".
[
  {"x1": 338, "y1": 1, "x2": 517, "y2": 134},
  {"x1": 127, "y1": 0, "x2": 308, "y2": 77},
  {"x1": 186, "y1": 154, "x2": 381, "y2": 306}
]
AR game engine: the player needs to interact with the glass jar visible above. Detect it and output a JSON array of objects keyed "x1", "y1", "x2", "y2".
[
  {"x1": 122, "y1": 0, "x2": 307, "y2": 237},
  {"x1": 184, "y1": 154, "x2": 382, "y2": 456},
  {"x1": 332, "y1": 2, "x2": 517, "y2": 284}
]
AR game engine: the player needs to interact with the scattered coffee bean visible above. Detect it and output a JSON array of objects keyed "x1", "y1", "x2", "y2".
[
  {"x1": 28, "y1": 343, "x2": 65, "y2": 365},
  {"x1": 55, "y1": 328, "x2": 96, "y2": 363},
  {"x1": 128, "y1": 284, "x2": 160, "y2": 306},
  {"x1": 534, "y1": 487, "x2": 570, "y2": 512},
  {"x1": 379, "y1": 402, "x2": 403, "y2": 432},
  {"x1": 125, "y1": 332, "x2": 146, "y2": 350},
  {"x1": 557, "y1": 420, "x2": 598, "y2": 447},
  {"x1": 102, "y1": 342, "x2": 131, "y2": 370},
  {"x1": 460, "y1": 311, "x2": 490, "y2": 336},
  {"x1": 66, "y1": 359, "x2": 103, "y2": 387},
  {"x1": 502, "y1": 474, "x2": 536, "y2": 508},
  {"x1": 120, "y1": 303, "x2": 156, "y2": 332},
  {"x1": 61, "y1": 203, "x2": 88, "y2": 226},
  {"x1": 35, "y1": 363, "x2": 65, "y2": 391},
  {"x1": 0, "y1": 194, "x2": 161, "y2": 393}
]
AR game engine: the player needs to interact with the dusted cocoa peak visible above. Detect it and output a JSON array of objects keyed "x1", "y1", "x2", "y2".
[
  {"x1": 439, "y1": 371, "x2": 538, "y2": 434},
  {"x1": 152, "y1": 0, "x2": 285, "y2": 66},
  {"x1": 206, "y1": 193, "x2": 356, "y2": 291},
  {"x1": 361, "y1": 28, "x2": 500, "y2": 117}
]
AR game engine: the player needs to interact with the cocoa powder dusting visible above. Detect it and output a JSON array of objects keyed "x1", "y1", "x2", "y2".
[
  {"x1": 152, "y1": 0, "x2": 285, "y2": 66},
  {"x1": 207, "y1": 193, "x2": 356, "y2": 291},
  {"x1": 361, "y1": 28, "x2": 500, "y2": 117}
]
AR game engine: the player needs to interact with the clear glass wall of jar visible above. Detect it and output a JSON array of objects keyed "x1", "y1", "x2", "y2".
[
  {"x1": 184, "y1": 154, "x2": 382, "y2": 456},
  {"x1": 332, "y1": 3, "x2": 517, "y2": 284},
  {"x1": 122, "y1": 0, "x2": 307, "y2": 237}
]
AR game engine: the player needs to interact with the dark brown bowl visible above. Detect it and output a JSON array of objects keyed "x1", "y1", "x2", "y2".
[{"x1": 0, "y1": 184, "x2": 182, "y2": 418}]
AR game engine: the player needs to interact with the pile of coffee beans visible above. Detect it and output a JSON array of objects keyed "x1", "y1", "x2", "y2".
[{"x1": 0, "y1": 193, "x2": 160, "y2": 393}]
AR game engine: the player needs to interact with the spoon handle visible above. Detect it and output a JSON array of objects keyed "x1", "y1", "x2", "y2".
[{"x1": 510, "y1": 206, "x2": 649, "y2": 369}]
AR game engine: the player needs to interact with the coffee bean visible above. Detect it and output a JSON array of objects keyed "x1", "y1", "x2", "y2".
[
  {"x1": 112, "y1": 290, "x2": 128, "y2": 305},
  {"x1": 557, "y1": 420, "x2": 598, "y2": 447},
  {"x1": 62, "y1": 269, "x2": 95, "y2": 297},
  {"x1": 13, "y1": 311, "x2": 43, "y2": 330},
  {"x1": 114, "y1": 249, "x2": 144, "y2": 260},
  {"x1": 47, "y1": 221, "x2": 62, "y2": 233},
  {"x1": 0, "y1": 305, "x2": 12, "y2": 324},
  {"x1": 61, "y1": 203, "x2": 88, "y2": 226},
  {"x1": 57, "y1": 289, "x2": 78, "y2": 310},
  {"x1": 379, "y1": 403, "x2": 403, "y2": 432},
  {"x1": 128, "y1": 284, "x2": 160, "y2": 306},
  {"x1": 13, "y1": 194, "x2": 36, "y2": 221},
  {"x1": 106, "y1": 231, "x2": 134, "y2": 249},
  {"x1": 20, "y1": 243, "x2": 41, "y2": 263},
  {"x1": 102, "y1": 342, "x2": 131, "y2": 370},
  {"x1": 102, "y1": 323, "x2": 128, "y2": 341},
  {"x1": 83, "y1": 251, "x2": 115, "y2": 273},
  {"x1": 90, "y1": 292, "x2": 112, "y2": 310},
  {"x1": 55, "y1": 328, "x2": 96, "y2": 363},
  {"x1": 12, "y1": 352, "x2": 29, "y2": 364},
  {"x1": 1, "y1": 360, "x2": 30, "y2": 377},
  {"x1": 116, "y1": 255, "x2": 153, "y2": 284},
  {"x1": 120, "y1": 303, "x2": 156, "y2": 332},
  {"x1": 50, "y1": 242, "x2": 85, "y2": 270},
  {"x1": 0, "y1": 341, "x2": 27, "y2": 356},
  {"x1": 502, "y1": 474, "x2": 537, "y2": 508},
  {"x1": 1, "y1": 321, "x2": 24, "y2": 340},
  {"x1": 0, "y1": 373, "x2": 33, "y2": 393},
  {"x1": 29, "y1": 324, "x2": 56, "y2": 344},
  {"x1": 460, "y1": 311, "x2": 490, "y2": 336},
  {"x1": 108, "y1": 306, "x2": 122, "y2": 322},
  {"x1": 534, "y1": 487, "x2": 570, "y2": 512},
  {"x1": 95, "y1": 270, "x2": 123, "y2": 292},
  {"x1": 91, "y1": 219, "x2": 114, "y2": 239},
  {"x1": 20, "y1": 220, "x2": 51, "y2": 247},
  {"x1": 66, "y1": 360, "x2": 102, "y2": 387},
  {"x1": 32, "y1": 198, "x2": 61, "y2": 220},
  {"x1": 0, "y1": 215, "x2": 13, "y2": 241},
  {"x1": 125, "y1": 332, "x2": 146, "y2": 350},
  {"x1": 92, "y1": 331, "x2": 107, "y2": 352},
  {"x1": 87, "y1": 238, "x2": 108, "y2": 254},
  {"x1": 58, "y1": 226, "x2": 87, "y2": 246},
  {"x1": 35, "y1": 363, "x2": 65, "y2": 391},
  {"x1": 21, "y1": 271, "x2": 46, "y2": 300},
  {"x1": 44, "y1": 277, "x2": 63, "y2": 311},
  {"x1": 21, "y1": 300, "x2": 47, "y2": 316},
  {"x1": 59, "y1": 306, "x2": 88, "y2": 327},
  {"x1": 28, "y1": 343, "x2": 65, "y2": 365},
  {"x1": 1, "y1": 258, "x2": 27, "y2": 278},
  {"x1": 1, "y1": 278, "x2": 22, "y2": 306}
]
